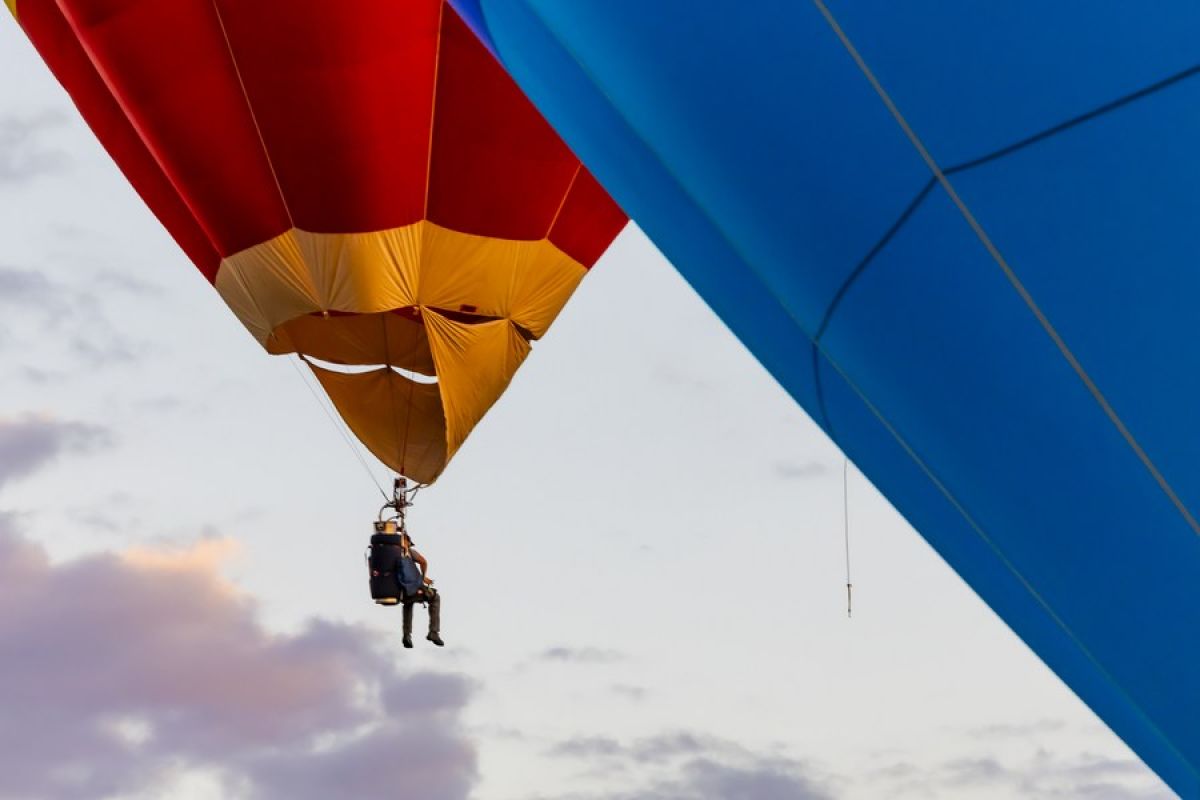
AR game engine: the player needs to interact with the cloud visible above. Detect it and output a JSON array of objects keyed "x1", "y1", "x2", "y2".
[
  {"x1": 611, "y1": 684, "x2": 648, "y2": 702},
  {"x1": 545, "y1": 728, "x2": 1169, "y2": 800},
  {"x1": 0, "y1": 266, "x2": 148, "y2": 367},
  {"x1": 538, "y1": 646, "x2": 624, "y2": 665},
  {"x1": 666, "y1": 758, "x2": 835, "y2": 800},
  {"x1": 549, "y1": 736, "x2": 624, "y2": 760},
  {"x1": 0, "y1": 518, "x2": 478, "y2": 800},
  {"x1": 772, "y1": 460, "x2": 828, "y2": 480},
  {"x1": 68, "y1": 328, "x2": 144, "y2": 365},
  {"x1": 864, "y1": 747, "x2": 1168, "y2": 799},
  {"x1": 544, "y1": 731, "x2": 833, "y2": 800},
  {"x1": 941, "y1": 756, "x2": 1010, "y2": 786},
  {"x1": 964, "y1": 719, "x2": 1066, "y2": 740},
  {"x1": 0, "y1": 112, "x2": 69, "y2": 184},
  {"x1": 0, "y1": 269, "x2": 56, "y2": 318},
  {"x1": 0, "y1": 415, "x2": 110, "y2": 490},
  {"x1": 94, "y1": 270, "x2": 165, "y2": 298},
  {"x1": 17, "y1": 365, "x2": 69, "y2": 385},
  {"x1": 652, "y1": 363, "x2": 715, "y2": 392}
]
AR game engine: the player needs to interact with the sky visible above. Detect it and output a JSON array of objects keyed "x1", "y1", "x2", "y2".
[{"x1": 0, "y1": 17, "x2": 1178, "y2": 800}]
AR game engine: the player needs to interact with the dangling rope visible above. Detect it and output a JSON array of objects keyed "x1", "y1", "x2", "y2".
[
  {"x1": 380, "y1": 314, "x2": 419, "y2": 480},
  {"x1": 287, "y1": 353, "x2": 390, "y2": 502},
  {"x1": 843, "y1": 456, "x2": 853, "y2": 618}
]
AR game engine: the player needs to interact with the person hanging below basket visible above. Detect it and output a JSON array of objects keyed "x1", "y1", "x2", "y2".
[{"x1": 398, "y1": 532, "x2": 443, "y2": 648}]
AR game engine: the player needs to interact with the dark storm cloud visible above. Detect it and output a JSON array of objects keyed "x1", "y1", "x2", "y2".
[
  {"x1": 0, "y1": 112, "x2": 69, "y2": 183},
  {"x1": 0, "y1": 518, "x2": 478, "y2": 800},
  {"x1": 0, "y1": 415, "x2": 110, "y2": 490}
]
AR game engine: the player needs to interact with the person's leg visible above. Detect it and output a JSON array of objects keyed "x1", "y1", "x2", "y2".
[
  {"x1": 402, "y1": 599, "x2": 414, "y2": 647},
  {"x1": 427, "y1": 590, "x2": 441, "y2": 634},
  {"x1": 426, "y1": 590, "x2": 443, "y2": 646}
]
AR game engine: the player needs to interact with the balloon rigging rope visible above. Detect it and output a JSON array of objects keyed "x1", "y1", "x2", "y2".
[
  {"x1": 810, "y1": 0, "x2": 1200, "y2": 539},
  {"x1": 380, "y1": 315, "x2": 417, "y2": 478},
  {"x1": 843, "y1": 456, "x2": 853, "y2": 618},
  {"x1": 288, "y1": 353, "x2": 389, "y2": 501}
]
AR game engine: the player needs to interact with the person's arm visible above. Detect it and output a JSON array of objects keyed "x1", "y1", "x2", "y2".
[{"x1": 410, "y1": 548, "x2": 432, "y2": 584}]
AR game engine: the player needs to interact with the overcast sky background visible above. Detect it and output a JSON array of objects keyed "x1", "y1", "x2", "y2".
[{"x1": 0, "y1": 18, "x2": 1176, "y2": 800}]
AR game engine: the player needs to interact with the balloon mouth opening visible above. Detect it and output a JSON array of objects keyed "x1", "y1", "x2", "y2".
[
  {"x1": 303, "y1": 355, "x2": 439, "y2": 384},
  {"x1": 266, "y1": 305, "x2": 531, "y2": 371},
  {"x1": 266, "y1": 306, "x2": 437, "y2": 374}
]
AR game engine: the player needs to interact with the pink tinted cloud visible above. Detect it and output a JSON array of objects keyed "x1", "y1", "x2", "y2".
[{"x1": 0, "y1": 515, "x2": 477, "y2": 799}]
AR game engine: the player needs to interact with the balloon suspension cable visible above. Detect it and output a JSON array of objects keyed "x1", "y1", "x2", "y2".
[
  {"x1": 379, "y1": 476, "x2": 423, "y2": 535},
  {"x1": 288, "y1": 353, "x2": 390, "y2": 502},
  {"x1": 843, "y1": 456, "x2": 853, "y2": 618}
]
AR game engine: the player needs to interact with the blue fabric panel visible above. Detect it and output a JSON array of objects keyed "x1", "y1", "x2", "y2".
[
  {"x1": 821, "y1": 1, "x2": 1200, "y2": 168},
  {"x1": 949, "y1": 77, "x2": 1200, "y2": 517},
  {"x1": 460, "y1": 0, "x2": 1200, "y2": 794}
]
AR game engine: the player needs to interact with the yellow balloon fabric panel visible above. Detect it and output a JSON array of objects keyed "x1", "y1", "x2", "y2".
[
  {"x1": 307, "y1": 363, "x2": 448, "y2": 485},
  {"x1": 215, "y1": 221, "x2": 581, "y2": 482}
]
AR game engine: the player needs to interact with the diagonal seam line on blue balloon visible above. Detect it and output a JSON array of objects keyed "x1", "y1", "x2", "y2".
[
  {"x1": 809, "y1": 0, "x2": 1200, "y2": 537},
  {"x1": 945, "y1": 63, "x2": 1200, "y2": 176},
  {"x1": 812, "y1": 60, "x2": 1200, "y2": 433},
  {"x1": 811, "y1": 0, "x2": 1200, "y2": 785},
  {"x1": 812, "y1": 177, "x2": 934, "y2": 432},
  {"x1": 814, "y1": 63, "x2": 1200, "y2": 346}
]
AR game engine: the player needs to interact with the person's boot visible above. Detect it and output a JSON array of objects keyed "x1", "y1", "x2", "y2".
[
  {"x1": 426, "y1": 632, "x2": 444, "y2": 646},
  {"x1": 402, "y1": 634, "x2": 413, "y2": 648}
]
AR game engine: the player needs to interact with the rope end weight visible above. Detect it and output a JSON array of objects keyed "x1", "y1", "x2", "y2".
[{"x1": 846, "y1": 582, "x2": 853, "y2": 618}]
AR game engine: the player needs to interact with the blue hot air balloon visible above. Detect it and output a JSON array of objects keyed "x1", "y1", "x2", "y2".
[{"x1": 450, "y1": 2, "x2": 1200, "y2": 795}]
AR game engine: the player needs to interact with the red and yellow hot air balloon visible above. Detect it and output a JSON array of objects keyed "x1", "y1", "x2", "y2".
[{"x1": 7, "y1": 0, "x2": 626, "y2": 483}]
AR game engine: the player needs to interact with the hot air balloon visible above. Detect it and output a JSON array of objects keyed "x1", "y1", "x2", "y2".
[
  {"x1": 451, "y1": 1, "x2": 1200, "y2": 795},
  {"x1": 7, "y1": 0, "x2": 626, "y2": 484}
]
